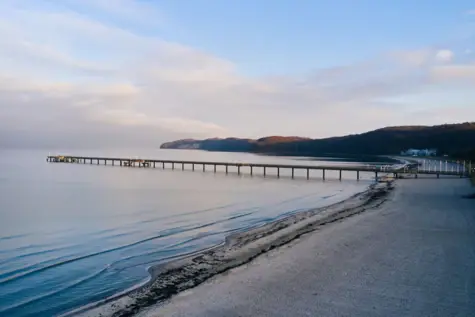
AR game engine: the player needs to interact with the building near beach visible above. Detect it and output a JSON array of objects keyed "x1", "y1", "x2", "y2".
[{"x1": 400, "y1": 149, "x2": 437, "y2": 156}]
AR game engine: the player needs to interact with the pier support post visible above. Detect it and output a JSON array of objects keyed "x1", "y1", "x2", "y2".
[
  {"x1": 357, "y1": 171, "x2": 360, "y2": 181},
  {"x1": 292, "y1": 168, "x2": 294, "y2": 179},
  {"x1": 162, "y1": 162, "x2": 165, "y2": 169},
  {"x1": 277, "y1": 167, "x2": 280, "y2": 178},
  {"x1": 214, "y1": 164, "x2": 216, "y2": 173},
  {"x1": 104, "y1": 160, "x2": 107, "y2": 165},
  {"x1": 192, "y1": 164, "x2": 195, "y2": 171},
  {"x1": 323, "y1": 169, "x2": 326, "y2": 180},
  {"x1": 238, "y1": 166, "x2": 240, "y2": 175},
  {"x1": 172, "y1": 163, "x2": 174, "y2": 170},
  {"x1": 264, "y1": 167, "x2": 266, "y2": 177},
  {"x1": 112, "y1": 160, "x2": 114, "y2": 166},
  {"x1": 226, "y1": 165, "x2": 228, "y2": 174},
  {"x1": 120, "y1": 161, "x2": 122, "y2": 166},
  {"x1": 339, "y1": 170, "x2": 342, "y2": 181},
  {"x1": 437, "y1": 173, "x2": 440, "y2": 179},
  {"x1": 97, "y1": 159, "x2": 99, "y2": 165},
  {"x1": 307, "y1": 168, "x2": 309, "y2": 180},
  {"x1": 250, "y1": 166, "x2": 253, "y2": 176},
  {"x1": 203, "y1": 164, "x2": 206, "y2": 172},
  {"x1": 375, "y1": 172, "x2": 378, "y2": 180}
]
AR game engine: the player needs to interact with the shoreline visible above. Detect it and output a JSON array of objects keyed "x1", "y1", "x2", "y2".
[
  {"x1": 149, "y1": 177, "x2": 475, "y2": 317},
  {"x1": 73, "y1": 180, "x2": 394, "y2": 317}
]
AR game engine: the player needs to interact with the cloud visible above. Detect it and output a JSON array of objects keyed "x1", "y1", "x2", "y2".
[
  {"x1": 434, "y1": 49, "x2": 454, "y2": 63},
  {"x1": 430, "y1": 64, "x2": 475, "y2": 82},
  {"x1": 0, "y1": 1, "x2": 475, "y2": 149},
  {"x1": 467, "y1": 10, "x2": 475, "y2": 15}
]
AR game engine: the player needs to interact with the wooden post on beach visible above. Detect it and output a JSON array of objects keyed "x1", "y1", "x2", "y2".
[
  {"x1": 277, "y1": 167, "x2": 280, "y2": 178},
  {"x1": 250, "y1": 166, "x2": 253, "y2": 176},
  {"x1": 339, "y1": 170, "x2": 342, "y2": 181},
  {"x1": 172, "y1": 162, "x2": 174, "y2": 170},
  {"x1": 226, "y1": 165, "x2": 228, "y2": 174},
  {"x1": 322, "y1": 169, "x2": 326, "y2": 180},
  {"x1": 306, "y1": 168, "x2": 309, "y2": 180},
  {"x1": 357, "y1": 170, "x2": 360, "y2": 181},
  {"x1": 264, "y1": 167, "x2": 266, "y2": 177},
  {"x1": 203, "y1": 164, "x2": 206, "y2": 172},
  {"x1": 292, "y1": 168, "x2": 295, "y2": 179},
  {"x1": 214, "y1": 164, "x2": 217, "y2": 173},
  {"x1": 375, "y1": 171, "x2": 378, "y2": 180},
  {"x1": 182, "y1": 163, "x2": 184, "y2": 170},
  {"x1": 237, "y1": 165, "x2": 240, "y2": 175},
  {"x1": 162, "y1": 162, "x2": 165, "y2": 169}
]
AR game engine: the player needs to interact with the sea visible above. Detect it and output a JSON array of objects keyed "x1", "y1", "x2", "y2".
[{"x1": 0, "y1": 149, "x2": 394, "y2": 317}]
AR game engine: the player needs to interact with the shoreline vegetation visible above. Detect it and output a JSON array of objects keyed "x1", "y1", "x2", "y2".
[
  {"x1": 73, "y1": 181, "x2": 394, "y2": 317},
  {"x1": 160, "y1": 123, "x2": 475, "y2": 160}
]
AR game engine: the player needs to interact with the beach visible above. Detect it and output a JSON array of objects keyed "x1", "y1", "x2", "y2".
[
  {"x1": 75, "y1": 180, "x2": 394, "y2": 317},
  {"x1": 135, "y1": 177, "x2": 475, "y2": 317}
]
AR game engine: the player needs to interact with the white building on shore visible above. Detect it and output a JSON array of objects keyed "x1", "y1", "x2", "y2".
[{"x1": 400, "y1": 148, "x2": 437, "y2": 157}]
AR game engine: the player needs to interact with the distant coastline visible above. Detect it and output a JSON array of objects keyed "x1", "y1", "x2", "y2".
[{"x1": 160, "y1": 123, "x2": 475, "y2": 160}]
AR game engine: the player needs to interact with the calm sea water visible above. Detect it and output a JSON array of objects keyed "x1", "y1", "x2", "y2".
[{"x1": 0, "y1": 149, "x2": 383, "y2": 317}]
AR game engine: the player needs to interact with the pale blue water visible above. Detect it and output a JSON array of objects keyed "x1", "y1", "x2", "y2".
[{"x1": 0, "y1": 149, "x2": 377, "y2": 317}]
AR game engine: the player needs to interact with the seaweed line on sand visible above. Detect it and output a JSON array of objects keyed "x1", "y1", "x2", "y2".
[{"x1": 75, "y1": 181, "x2": 395, "y2": 317}]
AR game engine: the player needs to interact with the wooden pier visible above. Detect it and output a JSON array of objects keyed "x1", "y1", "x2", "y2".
[{"x1": 46, "y1": 155, "x2": 471, "y2": 180}]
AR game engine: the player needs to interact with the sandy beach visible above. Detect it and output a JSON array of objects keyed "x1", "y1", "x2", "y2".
[
  {"x1": 138, "y1": 177, "x2": 475, "y2": 317},
  {"x1": 74, "y1": 180, "x2": 392, "y2": 317}
]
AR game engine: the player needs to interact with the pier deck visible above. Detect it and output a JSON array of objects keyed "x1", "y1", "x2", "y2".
[{"x1": 46, "y1": 155, "x2": 471, "y2": 180}]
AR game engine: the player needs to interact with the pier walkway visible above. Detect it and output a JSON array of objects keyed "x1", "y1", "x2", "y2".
[{"x1": 46, "y1": 155, "x2": 471, "y2": 180}]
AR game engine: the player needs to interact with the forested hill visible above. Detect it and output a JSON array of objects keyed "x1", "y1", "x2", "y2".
[{"x1": 160, "y1": 123, "x2": 475, "y2": 159}]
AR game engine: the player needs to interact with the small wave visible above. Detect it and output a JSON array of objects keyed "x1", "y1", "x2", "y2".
[
  {"x1": 0, "y1": 233, "x2": 30, "y2": 241},
  {"x1": 0, "y1": 266, "x2": 108, "y2": 315},
  {"x1": 134, "y1": 203, "x2": 237, "y2": 225},
  {"x1": 0, "y1": 211, "x2": 254, "y2": 286}
]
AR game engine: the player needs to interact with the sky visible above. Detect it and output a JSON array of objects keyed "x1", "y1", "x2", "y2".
[{"x1": 0, "y1": 0, "x2": 475, "y2": 148}]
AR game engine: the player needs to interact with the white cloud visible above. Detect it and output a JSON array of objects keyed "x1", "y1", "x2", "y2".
[
  {"x1": 0, "y1": 1, "x2": 475, "y2": 148},
  {"x1": 434, "y1": 49, "x2": 454, "y2": 63},
  {"x1": 430, "y1": 64, "x2": 475, "y2": 81}
]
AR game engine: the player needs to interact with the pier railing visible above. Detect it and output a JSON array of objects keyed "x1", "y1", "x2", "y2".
[{"x1": 46, "y1": 155, "x2": 471, "y2": 180}]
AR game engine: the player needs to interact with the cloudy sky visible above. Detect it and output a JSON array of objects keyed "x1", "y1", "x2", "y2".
[{"x1": 1, "y1": 0, "x2": 474, "y2": 148}]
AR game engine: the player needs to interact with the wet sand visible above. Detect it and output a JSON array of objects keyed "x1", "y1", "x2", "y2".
[
  {"x1": 74, "y1": 181, "x2": 393, "y2": 317},
  {"x1": 141, "y1": 178, "x2": 475, "y2": 317}
]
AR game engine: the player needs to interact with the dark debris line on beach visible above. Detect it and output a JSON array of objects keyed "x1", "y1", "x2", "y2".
[{"x1": 100, "y1": 182, "x2": 395, "y2": 317}]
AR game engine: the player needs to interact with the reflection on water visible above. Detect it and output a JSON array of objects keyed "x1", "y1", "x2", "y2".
[{"x1": 0, "y1": 149, "x2": 376, "y2": 317}]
